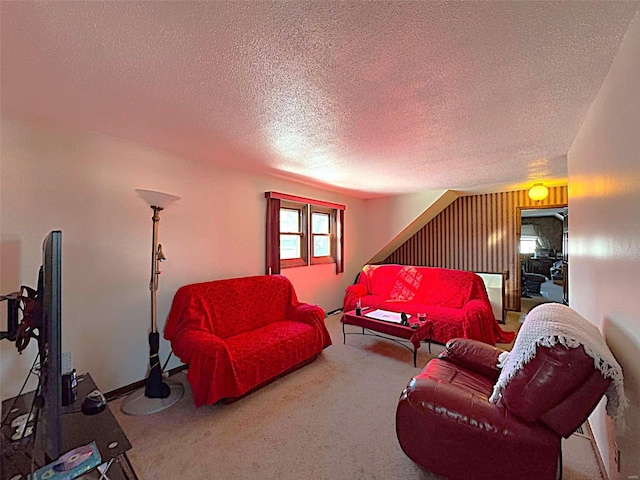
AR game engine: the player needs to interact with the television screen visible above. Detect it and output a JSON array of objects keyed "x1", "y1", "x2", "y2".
[{"x1": 36, "y1": 230, "x2": 62, "y2": 463}]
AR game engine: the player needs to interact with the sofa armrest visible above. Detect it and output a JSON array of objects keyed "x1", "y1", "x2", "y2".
[
  {"x1": 288, "y1": 302, "x2": 325, "y2": 324},
  {"x1": 438, "y1": 338, "x2": 505, "y2": 381},
  {"x1": 287, "y1": 303, "x2": 332, "y2": 348},
  {"x1": 463, "y1": 298, "x2": 494, "y2": 319},
  {"x1": 169, "y1": 330, "x2": 235, "y2": 408},
  {"x1": 343, "y1": 284, "x2": 368, "y2": 311},
  {"x1": 347, "y1": 284, "x2": 367, "y2": 296},
  {"x1": 169, "y1": 329, "x2": 228, "y2": 363},
  {"x1": 461, "y1": 298, "x2": 501, "y2": 344}
]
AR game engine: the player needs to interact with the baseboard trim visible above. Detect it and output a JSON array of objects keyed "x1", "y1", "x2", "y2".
[
  {"x1": 105, "y1": 364, "x2": 188, "y2": 402},
  {"x1": 585, "y1": 420, "x2": 610, "y2": 480},
  {"x1": 326, "y1": 308, "x2": 343, "y2": 317}
]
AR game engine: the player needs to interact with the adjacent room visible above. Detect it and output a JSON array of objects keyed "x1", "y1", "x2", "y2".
[
  {"x1": 520, "y1": 207, "x2": 568, "y2": 310},
  {"x1": 1, "y1": 2, "x2": 639, "y2": 480}
]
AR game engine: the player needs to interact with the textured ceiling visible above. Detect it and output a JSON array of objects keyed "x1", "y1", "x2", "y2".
[{"x1": 1, "y1": 2, "x2": 638, "y2": 198}]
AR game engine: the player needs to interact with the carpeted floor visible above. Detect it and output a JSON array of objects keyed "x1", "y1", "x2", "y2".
[
  {"x1": 521, "y1": 279, "x2": 565, "y2": 312},
  {"x1": 110, "y1": 312, "x2": 604, "y2": 480}
]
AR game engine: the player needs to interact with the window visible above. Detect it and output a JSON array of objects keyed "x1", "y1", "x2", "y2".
[
  {"x1": 520, "y1": 224, "x2": 539, "y2": 254},
  {"x1": 279, "y1": 201, "x2": 308, "y2": 268},
  {"x1": 280, "y1": 209, "x2": 301, "y2": 259},
  {"x1": 265, "y1": 192, "x2": 345, "y2": 275},
  {"x1": 520, "y1": 236, "x2": 538, "y2": 254},
  {"x1": 310, "y1": 208, "x2": 334, "y2": 263},
  {"x1": 279, "y1": 202, "x2": 335, "y2": 267}
]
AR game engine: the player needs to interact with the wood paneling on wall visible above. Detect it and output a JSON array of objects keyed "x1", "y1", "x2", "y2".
[{"x1": 383, "y1": 186, "x2": 568, "y2": 312}]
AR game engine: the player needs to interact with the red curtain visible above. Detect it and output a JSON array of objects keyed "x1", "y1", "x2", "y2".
[
  {"x1": 265, "y1": 197, "x2": 281, "y2": 275},
  {"x1": 336, "y1": 209, "x2": 344, "y2": 274}
]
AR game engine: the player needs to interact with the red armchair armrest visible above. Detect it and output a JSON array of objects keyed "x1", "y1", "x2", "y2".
[{"x1": 438, "y1": 338, "x2": 505, "y2": 381}]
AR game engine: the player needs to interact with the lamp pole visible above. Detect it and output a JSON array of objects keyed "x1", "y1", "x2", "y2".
[
  {"x1": 145, "y1": 205, "x2": 170, "y2": 398},
  {"x1": 122, "y1": 189, "x2": 184, "y2": 416}
]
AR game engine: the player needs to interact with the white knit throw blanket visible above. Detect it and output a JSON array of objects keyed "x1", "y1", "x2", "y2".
[{"x1": 489, "y1": 303, "x2": 627, "y2": 428}]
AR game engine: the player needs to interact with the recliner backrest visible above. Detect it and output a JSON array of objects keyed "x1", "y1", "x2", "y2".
[{"x1": 500, "y1": 344, "x2": 611, "y2": 437}]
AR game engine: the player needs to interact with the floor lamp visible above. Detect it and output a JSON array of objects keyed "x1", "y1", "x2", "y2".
[{"x1": 122, "y1": 189, "x2": 184, "y2": 415}]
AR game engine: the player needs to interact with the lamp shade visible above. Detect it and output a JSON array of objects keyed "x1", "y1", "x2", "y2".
[
  {"x1": 136, "y1": 189, "x2": 181, "y2": 208},
  {"x1": 528, "y1": 184, "x2": 549, "y2": 201}
]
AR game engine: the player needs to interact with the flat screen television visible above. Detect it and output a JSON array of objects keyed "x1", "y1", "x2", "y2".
[
  {"x1": 0, "y1": 231, "x2": 63, "y2": 468},
  {"x1": 36, "y1": 230, "x2": 63, "y2": 463}
]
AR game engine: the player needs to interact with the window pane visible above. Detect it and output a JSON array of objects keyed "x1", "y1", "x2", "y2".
[
  {"x1": 520, "y1": 237, "x2": 538, "y2": 254},
  {"x1": 313, "y1": 235, "x2": 330, "y2": 257},
  {"x1": 312, "y1": 212, "x2": 329, "y2": 234},
  {"x1": 280, "y1": 234, "x2": 301, "y2": 259},
  {"x1": 280, "y1": 209, "x2": 300, "y2": 233}
]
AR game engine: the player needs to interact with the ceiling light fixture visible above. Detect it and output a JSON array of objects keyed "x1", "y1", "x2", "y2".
[{"x1": 528, "y1": 183, "x2": 549, "y2": 201}]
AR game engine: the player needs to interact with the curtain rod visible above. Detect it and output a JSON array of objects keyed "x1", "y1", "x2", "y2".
[{"x1": 265, "y1": 191, "x2": 346, "y2": 211}]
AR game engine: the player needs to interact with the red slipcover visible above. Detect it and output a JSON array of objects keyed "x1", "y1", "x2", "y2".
[
  {"x1": 343, "y1": 264, "x2": 513, "y2": 345},
  {"x1": 164, "y1": 275, "x2": 331, "y2": 406}
]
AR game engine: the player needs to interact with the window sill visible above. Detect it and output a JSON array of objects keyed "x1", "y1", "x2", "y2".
[
  {"x1": 311, "y1": 256, "x2": 335, "y2": 265},
  {"x1": 281, "y1": 258, "x2": 308, "y2": 269}
]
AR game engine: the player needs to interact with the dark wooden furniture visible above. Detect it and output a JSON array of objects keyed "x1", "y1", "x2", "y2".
[
  {"x1": 341, "y1": 309, "x2": 432, "y2": 367},
  {"x1": 528, "y1": 257, "x2": 555, "y2": 277},
  {"x1": 1, "y1": 373, "x2": 137, "y2": 480}
]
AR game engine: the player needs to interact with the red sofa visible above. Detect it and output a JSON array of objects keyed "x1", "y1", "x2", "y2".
[
  {"x1": 343, "y1": 264, "x2": 513, "y2": 345},
  {"x1": 164, "y1": 275, "x2": 332, "y2": 406}
]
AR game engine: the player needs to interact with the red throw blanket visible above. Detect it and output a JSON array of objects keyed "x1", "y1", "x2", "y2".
[
  {"x1": 344, "y1": 265, "x2": 514, "y2": 345},
  {"x1": 165, "y1": 275, "x2": 331, "y2": 406}
]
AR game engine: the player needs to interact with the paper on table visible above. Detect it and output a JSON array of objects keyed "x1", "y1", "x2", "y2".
[{"x1": 364, "y1": 309, "x2": 410, "y2": 324}]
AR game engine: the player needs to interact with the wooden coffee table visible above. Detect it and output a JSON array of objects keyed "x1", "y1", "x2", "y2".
[{"x1": 341, "y1": 308, "x2": 432, "y2": 367}]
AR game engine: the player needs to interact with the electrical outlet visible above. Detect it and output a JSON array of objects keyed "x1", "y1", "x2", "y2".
[
  {"x1": 61, "y1": 351, "x2": 73, "y2": 375},
  {"x1": 614, "y1": 443, "x2": 621, "y2": 472}
]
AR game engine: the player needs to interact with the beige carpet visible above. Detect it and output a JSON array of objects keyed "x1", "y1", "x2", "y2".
[{"x1": 111, "y1": 313, "x2": 604, "y2": 480}]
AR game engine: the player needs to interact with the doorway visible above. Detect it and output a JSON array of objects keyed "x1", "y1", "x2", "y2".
[{"x1": 519, "y1": 206, "x2": 568, "y2": 313}]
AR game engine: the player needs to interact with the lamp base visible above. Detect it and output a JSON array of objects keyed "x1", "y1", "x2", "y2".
[{"x1": 121, "y1": 380, "x2": 184, "y2": 416}]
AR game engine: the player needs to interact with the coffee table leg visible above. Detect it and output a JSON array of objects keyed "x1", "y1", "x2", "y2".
[
  {"x1": 413, "y1": 348, "x2": 417, "y2": 367},
  {"x1": 342, "y1": 322, "x2": 346, "y2": 344}
]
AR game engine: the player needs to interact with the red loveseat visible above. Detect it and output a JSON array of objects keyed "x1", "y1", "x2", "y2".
[
  {"x1": 343, "y1": 264, "x2": 513, "y2": 345},
  {"x1": 164, "y1": 275, "x2": 332, "y2": 406}
]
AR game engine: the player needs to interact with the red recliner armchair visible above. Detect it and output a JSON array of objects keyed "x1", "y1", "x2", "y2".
[{"x1": 396, "y1": 337, "x2": 612, "y2": 480}]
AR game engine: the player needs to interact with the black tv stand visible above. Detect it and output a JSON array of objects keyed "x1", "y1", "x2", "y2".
[{"x1": 1, "y1": 373, "x2": 138, "y2": 480}]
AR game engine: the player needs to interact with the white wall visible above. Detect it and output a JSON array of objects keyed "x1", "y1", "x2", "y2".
[
  {"x1": 567, "y1": 12, "x2": 640, "y2": 480},
  {"x1": 0, "y1": 115, "x2": 444, "y2": 398},
  {"x1": 363, "y1": 190, "x2": 453, "y2": 263},
  {"x1": 0, "y1": 116, "x2": 374, "y2": 397}
]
